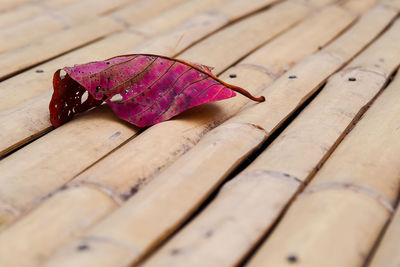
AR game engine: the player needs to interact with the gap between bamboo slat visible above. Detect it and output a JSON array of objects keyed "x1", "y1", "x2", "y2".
[
  {"x1": 0, "y1": 3, "x2": 347, "y2": 267},
  {"x1": 27, "y1": 6, "x2": 363, "y2": 267},
  {"x1": 247, "y1": 62, "x2": 400, "y2": 267}
]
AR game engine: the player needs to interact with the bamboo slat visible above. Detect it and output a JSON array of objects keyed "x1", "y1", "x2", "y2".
[
  {"x1": 39, "y1": 6, "x2": 357, "y2": 267},
  {"x1": 369, "y1": 203, "x2": 400, "y2": 267},
  {"x1": 0, "y1": 0, "x2": 293, "y2": 230},
  {"x1": 248, "y1": 72, "x2": 400, "y2": 267},
  {"x1": 137, "y1": 6, "x2": 400, "y2": 267}
]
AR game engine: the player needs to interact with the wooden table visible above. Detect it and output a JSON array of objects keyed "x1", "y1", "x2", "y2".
[{"x1": 0, "y1": 0, "x2": 399, "y2": 266}]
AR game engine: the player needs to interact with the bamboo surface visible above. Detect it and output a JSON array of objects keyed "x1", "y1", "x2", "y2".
[
  {"x1": 0, "y1": 2, "x2": 326, "y2": 263},
  {"x1": 0, "y1": 0, "x2": 313, "y2": 223},
  {"x1": 0, "y1": 0, "x2": 400, "y2": 266}
]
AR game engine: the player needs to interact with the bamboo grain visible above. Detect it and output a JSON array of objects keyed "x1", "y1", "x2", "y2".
[
  {"x1": 0, "y1": 0, "x2": 294, "y2": 230},
  {"x1": 138, "y1": 6, "x2": 400, "y2": 267},
  {"x1": 248, "y1": 68, "x2": 400, "y2": 267},
  {"x1": 38, "y1": 6, "x2": 358, "y2": 267}
]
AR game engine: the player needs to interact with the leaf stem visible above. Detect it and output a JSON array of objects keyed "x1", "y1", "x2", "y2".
[{"x1": 228, "y1": 84, "x2": 265, "y2": 102}]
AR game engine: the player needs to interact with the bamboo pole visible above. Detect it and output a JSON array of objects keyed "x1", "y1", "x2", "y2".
[
  {"x1": 136, "y1": 6, "x2": 400, "y2": 267},
  {"x1": 35, "y1": 6, "x2": 358, "y2": 267},
  {"x1": 247, "y1": 65, "x2": 400, "y2": 267},
  {"x1": 0, "y1": 0, "x2": 300, "y2": 230},
  {"x1": 369, "y1": 203, "x2": 400, "y2": 267}
]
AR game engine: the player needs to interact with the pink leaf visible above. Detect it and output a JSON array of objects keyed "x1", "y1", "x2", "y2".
[{"x1": 49, "y1": 54, "x2": 264, "y2": 128}]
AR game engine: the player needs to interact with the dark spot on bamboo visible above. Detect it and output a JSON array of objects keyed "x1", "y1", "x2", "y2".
[
  {"x1": 348, "y1": 77, "x2": 356, "y2": 82},
  {"x1": 287, "y1": 254, "x2": 298, "y2": 263},
  {"x1": 77, "y1": 244, "x2": 89, "y2": 251},
  {"x1": 204, "y1": 230, "x2": 213, "y2": 238},
  {"x1": 96, "y1": 86, "x2": 101, "y2": 92},
  {"x1": 229, "y1": 74, "x2": 237, "y2": 78},
  {"x1": 121, "y1": 185, "x2": 139, "y2": 201},
  {"x1": 171, "y1": 249, "x2": 180, "y2": 255},
  {"x1": 106, "y1": 62, "x2": 110, "y2": 65},
  {"x1": 35, "y1": 69, "x2": 44, "y2": 73},
  {"x1": 318, "y1": 46, "x2": 323, "y2": 50},
  {"x1": 289, "y1": 75, "x2": 297, "y2": 79},
  {"x1": 146, "y1": 98, "x2": 150, "y2": 104},
  {"x1": 141, "y1": 93, "x2": 145, "y2": 96}
]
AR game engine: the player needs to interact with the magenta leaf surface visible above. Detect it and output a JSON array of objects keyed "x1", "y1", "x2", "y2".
[{"x1": 49, "y1": 54, "x2": 264, "y2": 128}]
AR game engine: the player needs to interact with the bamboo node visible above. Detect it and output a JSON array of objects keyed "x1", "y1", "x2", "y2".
[
  {"x1": 302, "y1": 182, "x2": 394, "y2": 212},
  {"x1": 240, "y1": 170, "x2": 303, "y2": 184}
]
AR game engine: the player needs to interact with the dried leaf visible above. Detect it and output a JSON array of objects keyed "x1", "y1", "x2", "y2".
[{"x1": 49, "y1": 54, "x2": 264, "y2": 128}]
